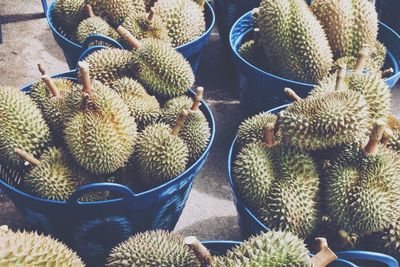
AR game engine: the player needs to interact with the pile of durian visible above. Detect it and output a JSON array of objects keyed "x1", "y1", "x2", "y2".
[
  {"x1": 52, "y1": 0, "x2": 206, "y2": 48},
  {"x1": 0, "y1": 34, "x2": 211, "y2": 201},
  {"x1": 233, "y1": 47, "x2": 400, "y2": 258},
  {"x1": 240, "y1": 0, "x2": 393, "y2": 84}
]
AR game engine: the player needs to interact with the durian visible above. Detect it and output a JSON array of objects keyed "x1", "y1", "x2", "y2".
[
  {"x1": 153, "y1": 0, "x2": 206, "y2": 47},
  {"x1": 238, "y1": 28, "x2": 266, "y2": 69},
  {"x1": 52, "y1": 0, "x2": 86, "y2": 34},
  {"x1": 376, "y1": 217, "x2": 400, "y2": 258},
  {"x1": 117, "y1": 27, "x2": 195, "y2": 99},
  {"x1": 236, "y1": 112, "x2": 278, "y2": 147},
  {"x1": 0, "y1": 225, "x2": 85, "y2": 266},
  {"x1": 106, "y1": 230, "x2": 199, "y2": 267},
  {"x1": 64, "y1": 62, "x2": 137, "y2": 175},
  {"x1": 0, "y1": 86, "x2": 52, "y2": 168},
  {"x1": 255, "y1": 0, "x2": 333, "y2": 84}
]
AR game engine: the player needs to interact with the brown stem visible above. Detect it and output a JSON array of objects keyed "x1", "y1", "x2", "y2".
[
  {"x1": 254, "y1": 28, "x2": 260, "y2": 46},
  {"x1": 15, "y1": 148, "x2": 41, "y2": 167},
  {"x1": 335, "y1": 64, "x2": 347, "y2": 91},
  {"x1": 364, "y1": 119, "x2": 386, "y2": 154},
  {"x1": 37, "y1": 64, "x2": 46, "y2": 75},
  {"x1": 171, "y1": 110, "x2": 189, "y2": 136},
  {"x1": 284, "y1": 87, "x2": 302, "y2": 102},
  {"x1": 184, "y1": 236, "x2": 213, "y2": 266},
  {"x1": 42, "y1": 75, "x2": 61, "y2": 97},
  {"x1": 116, "y1": 26, "x2": 141, "y2": 49},
  {"x1": 78, "y1": 61, "x2": 92, "y2": 94},
  {"x1": 85, "y1": 4, "x2": 95, "y2": 18},
  {"x1": 263, "y1": 123, "x2": 275, "y2": 147},
  {"x1": 354, "y1": 45, "x2": 369, "y2": 74},
  {"x1": 310, "y1": 238, "x2": 337, "y2": 267},
  {"x1": 315, "y1": 237, "x2": 328, "y2": 250},
  {"x1": 382, "y1": 68, "x2": 394, "y2": 78},
  {"x1": 146, "y1": 8, "x2": 155, "y2": 23},
  {"x1": 191, "y1": 87, "x2": 204, "y2": 111}
]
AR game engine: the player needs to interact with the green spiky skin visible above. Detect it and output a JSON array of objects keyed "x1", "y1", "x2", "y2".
[
  {"x1": 236, "y1": 112, "x2": 278, "y2": 147},
  {"x1": 106, "y1": 230, "x2": 199, "y2": 267},
  {"x1": 326, "y1": 144, "x2": 400, "y2": 236},
  {"x1": 24, "y1": 147, "x2": 105, "y2": 201},
  {"x1": 110, "y1": 77, "x2": 160, "y2": 128},
  {"x1": 238, "y1": 40, "x2": 267, "y2": 69},
  {"x1": 79, "y1": 48, "x2": 136, "y2": 85},
  {"x1": 162, "y1": 95, "x2": 193, "y2": 121},
  {"x1": 0, "y1": 87, "x2": 52, "y2": 168},
  {"x1": 0, "y1": 225, "x2": 85, "y2": 266},
  {"x1": 133, "y1": 38, "x2": 195, "y2": 99},
  {"x1": 134, "y1": 123, "x2": 188, "y2": 186},
  {"x1": 278, "y1": 90, "x2": 369, "y2": 150},
  {"x1": 377, "y1": 218, "x2": 400, "y2": 258},
  {"x1": 64, "y1": 82, "x2": 137, "y2": 175},
  {"x1": 310, "y1": 0, "x2": 378, "y2": 59},
  {"x1": 387, "y1": 129, "x2": 400, "y2": 153},
  {"x1": 212, "y1": 231, "x2": 312, "y2": 267},
  {"x1": 75, "y1": 16, "x2": 120, "y2": 45},
  {"x1": 153, "y1": 0, "x2": 206, "y2": 47},
  {"x1": 255, "y1": 0, "x2": 333, "y2": 84},
  {"x1": 53, "y1": 0, "x2": 86, "y2": 34}
]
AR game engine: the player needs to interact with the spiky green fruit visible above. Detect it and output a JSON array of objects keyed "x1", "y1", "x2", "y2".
[
  {"x1": 0, "y1": 87, "x2": 52, "y2": 168},
  {"x1": 133, "y1": 38, "x2": 195, "y2": 98},
  {"x1": 326, "y1": 144, "x2": 400, "y2": 236},
  {"x1": 236, "y1": 112, "x2": 278, "y2": 146},
  {"x1": 377, "y1": 218, "x2": 400, "y2": 258},
  {"x1": 162, "y1": 95, "x2": 193, "y2": 120},
  {"x1": 255, "y1": 0, "x2": 333, "y2": 84},
  {"x1": 76, "y1": 16, "x2": 120, "y2": 44},
  {"x1": 106, "y1": 230, "x2": 199, "y2": 267},
  {"x1": 387, "y1": 129, "x2": 400, "y2": 153},
  {"x1": 278, "y1": 90, "x2": 369, "y2": 150},
  {"x1": 134, "y1": 123, "x2": 188, "y2": 186},
  {"x1": 53, "y1": 0, "x2": 86, "y2": 34},
  {"x1": 110, "y1": 77, "x2": 160, "y2": 127},
  {"x1": 212, "y1": 231, "x2": 312, "y2": 267},
  {"x1": 153, "y1": 0, "x2": 206, "y2": 47},
  {"x1": 310, "y1": 0, "x2": 378, "y2": 59},
  {"x1": 238, "y1": 40, "x2": 266, "y2": 69},
  {"x1": 79, "y1": 48, "x2": 136, "y2": 85},
  {"x1": 0, "y1": 225, "x2": 85, "y2": 266}
]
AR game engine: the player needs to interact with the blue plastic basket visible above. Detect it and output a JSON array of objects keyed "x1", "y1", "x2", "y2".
[
  {"x1": 0, "y1": 67, "x2": 216, "y2": 266},
  {"x1": 43, "y1": 0, "x2": 215, "y2": 72},
  {"x1": 229, "y1": 11, "x2": 400, "y2": 115}
]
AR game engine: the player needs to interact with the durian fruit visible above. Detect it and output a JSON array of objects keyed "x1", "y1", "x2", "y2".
[
  {"x1": 255, "y1": 0, "x2": 333, "y2": 84},
  {"x1": 52, "y1": 0, "x2": 86, "y2": 34},
  {"x1": 238, "y1": 28, "x2": 266, "y2": 69},
  {"x1": 375, "y1": 217, "x2": 400, "y2": 258},
  {"x1": 109, "y1": 77, "x2": 160, "y2": 128},
  {"x1": 0, "y1": 86, "x2": 52, "y2": 168},
  {"x1": 79, "y1": 48, "x2": 136, "y2": 85},
  {"x1": 0, "y1": 225, "x2": 85, "y2": 266},
  {"x1": 17, "y1": 148, "x2": 104, "y2": 202},
  {"x1": 310, "y1": 0, "x2": 378, "y2": 59},
  {"x1": 106, "y1": 230, "x2": 199, "y2": 267},
  {"x1": 326, "y1": 121, "x2": 400, "y2": 237},
  {"x1": 134, "y1": 110, "x2": 189, "y2": 187},
  {"x1": 236, "y1": 112, "x2": 278, "y2": 147},
  {"x1": 117, "y1": 27, "x2": 195, "y2": 99},
  {"x1": 64, "y1": 62, "x2": 137, "y2": 175},
  {"x1": 153, "y1": 0, "x2": 206, "y2": 47}
]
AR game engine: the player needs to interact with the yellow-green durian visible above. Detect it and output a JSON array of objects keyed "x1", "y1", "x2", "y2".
[
  {"x1": 236, "y1": 112, "x2": 278, "y2": 146},
  {"x1": 53, "y1": 0, "x2": 86, "y2": 34}
]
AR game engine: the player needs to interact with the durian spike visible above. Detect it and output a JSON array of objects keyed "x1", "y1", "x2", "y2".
[
  {"x1": 310, "y1": 238, "x2": 337, "y2": 267},
  {"x1": 171, "y1": 110, "x2": 189, "y2": 136},
  {"x1": 78, "y1": 61, "x2": 92, "y2": 94},
  {"x1": 263, "y1": 123, "x2": 275, "y2": 148},
  {"x1": 41, "y1": 75, "x2": 61, "y2": 97},
  {"x1": 382, "y1": 68, "x2": 394, "y2": 78},
  {"x1": 364, "y1": 119, "x2": 386, "y2": 154},
  {"x1": 335, "y1": 64, "x2": 347, "y2": 91},
  {"x1": 191, "y1": 87, "x2": 204, "y2": 111},
  {"x1": 15, "y1": 148, "x2": 41, "y2": 167},
  {"x1": 184, "y1": 236, "x2": 213, "y2": 266},
  {"x1": 116, "y1": 26, "x2": 142, "y2": 49},
  {"x1": 252, "y1": 8, "x2": 260, "y2": 16},
  {"x1": 254, "y1": 28, "x2": 260, "y2": 46},
  {"x1": 85, "y1": 4, "x2": 95, "y2": 18},
  {"x1": 146, "y1": 8, "x2": 155, "y2": 23},
  {"x1": 193, "y1": 0, "x2": 205, "y2": 10},
  {"x1": 37, "y1": 64, "x2": 46, "y2": 75},
  {"x1": 354, "y1": 45, "x2": 369, "y2": 74},
  {"x1": 381, "y1": 127, "x2": 394, "y2": 146},
  {"x1": 284, "y1": 87, "x2": 302, "y2": 102}
]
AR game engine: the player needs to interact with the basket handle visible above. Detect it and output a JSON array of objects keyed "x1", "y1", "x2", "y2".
[
  {"x1": 336, "y1": 251, "x2": 399, "y2": 267},
  {"x1": 41, "y1": 0, "x2": 48, "y2": 14},
  {"x1": 67, "y1": 183, "x2": 137, "y2": 205},
  {"x1": 82, "y1": 34, "x2": 124, "y2": 50}
]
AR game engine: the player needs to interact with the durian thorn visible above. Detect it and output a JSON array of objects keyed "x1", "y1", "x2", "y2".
[
  {"x1": 335, "y1": 64, "x2": 347, "y2": 91},
  {"x1": 252, "y1": 8, "x2": 260, "y2": 16},
  {"x1": 116, "y1": 26, "x2": 141, "y2": 49},
  {"x1": 381, "y1": 127, "x2": 394, "y2": 146},
  {"x1": 364, "y1": 119, "x2": 386, "y2": 154},
  {"x1": 78, "y1": 61, "x2": 92, "y2": 94},
  {"x1": 284, "y1": 87, "x2": 302, "y2": 102},
  {"x1": 15, "y1": 148, "x2": 41, "y2": 167},
  {"x1": 382, "y1": 68, "x2": 394, "y2": 78},
  {"x1": 254, "y1": 28, "x2": 260, "y2": 46},
  {"x1": 41, "y1": 75, "x2": 61, "y2": 97},
  {"x1": 171, "y1": 110, "x2": 189, "y2": 136},
  {"x1": 310, "y1": 246, "x2": 337, "y2": 267},
  {"x1": 354, "y1": 45, "x2": 369, "y2": 74},
  {"x1": 194, "y1": 0, "x2": 205, "y2": 10},
  {"x1": 0, "y1": 225, "x2": 9, "y2": 232},
  {"x1": 146, "y1": 8, "x2": 155, "y2": 23},
  {"x1": 37, "y1": 64, "x2": 46, "y2": 75},
  {"x1": 184, "y1": 236, "x2": 213, "y2": 265},
  {"x1": 191, "y1": 87, "x2": 204, "y2": 111},
  {"x1": 263, "y1": 123, "x2": 275, "y2": 147},
  {"x1": 85, "y1": 4, "x2": 95, "y2": 18}
]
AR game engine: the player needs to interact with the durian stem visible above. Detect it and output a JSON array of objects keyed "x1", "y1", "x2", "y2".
[
  {"x1": 78, "y1": 61, "x2": 92, "y2": 94},
  {"x1": 364, "y1": 119, "x2": 386, "y2": 154},
  {"x1": 42, "y1": 75, "x2": 61, "y2": 97},
  {"x1": 184, "y1": 236, "x2": 213, "y2": 266},
  {"x1": 116, "y1": 26, "x2": 142, "y2": 49},
  {"x1": 263, "y1": 123, "x2": 275, "y2": 147},
  {"x1": 335, "y1": 64, "x2": 347, "y2": 91},
  {"x1": 37, "y1": 64, "x2": 46, "y2": 75},
  {"x1": 146, "y1": 8, "x2": 155, "y2": 23},
  {"x1": 382, "y1": 68, "x2": 394, "y2": 78},
  {"x1": 15, "y1": 148, "x2": 41, "y2": 167},
  {"x1": 171, "y1": 110, "x2": 189, "y2": 136},
  {"x1": 191, "y1": 87, "x2": 204, "y2": 111},
  {"x1": 310, "y1": 238, "x2": 337, "y2": 267},
  {"x1": 381, "y1": 128, "x2": 393, "y2": 146},
  {"x1": 254, "y1": 28, "x2": 260, "y2": 46},
  {"x1": 354, "y1": 45, "x2": 369, "y2": 74},
  {"x1": 85, "y1": 4, "x2": 95, "y2": 18},
  {"x1": 284, "y1": 87, "x2": 302, "y2": 102}
]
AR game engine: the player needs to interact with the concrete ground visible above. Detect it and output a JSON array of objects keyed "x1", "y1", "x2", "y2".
[{"x1": 0, "y1": 0, "x2": 399, "y2": 243}]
